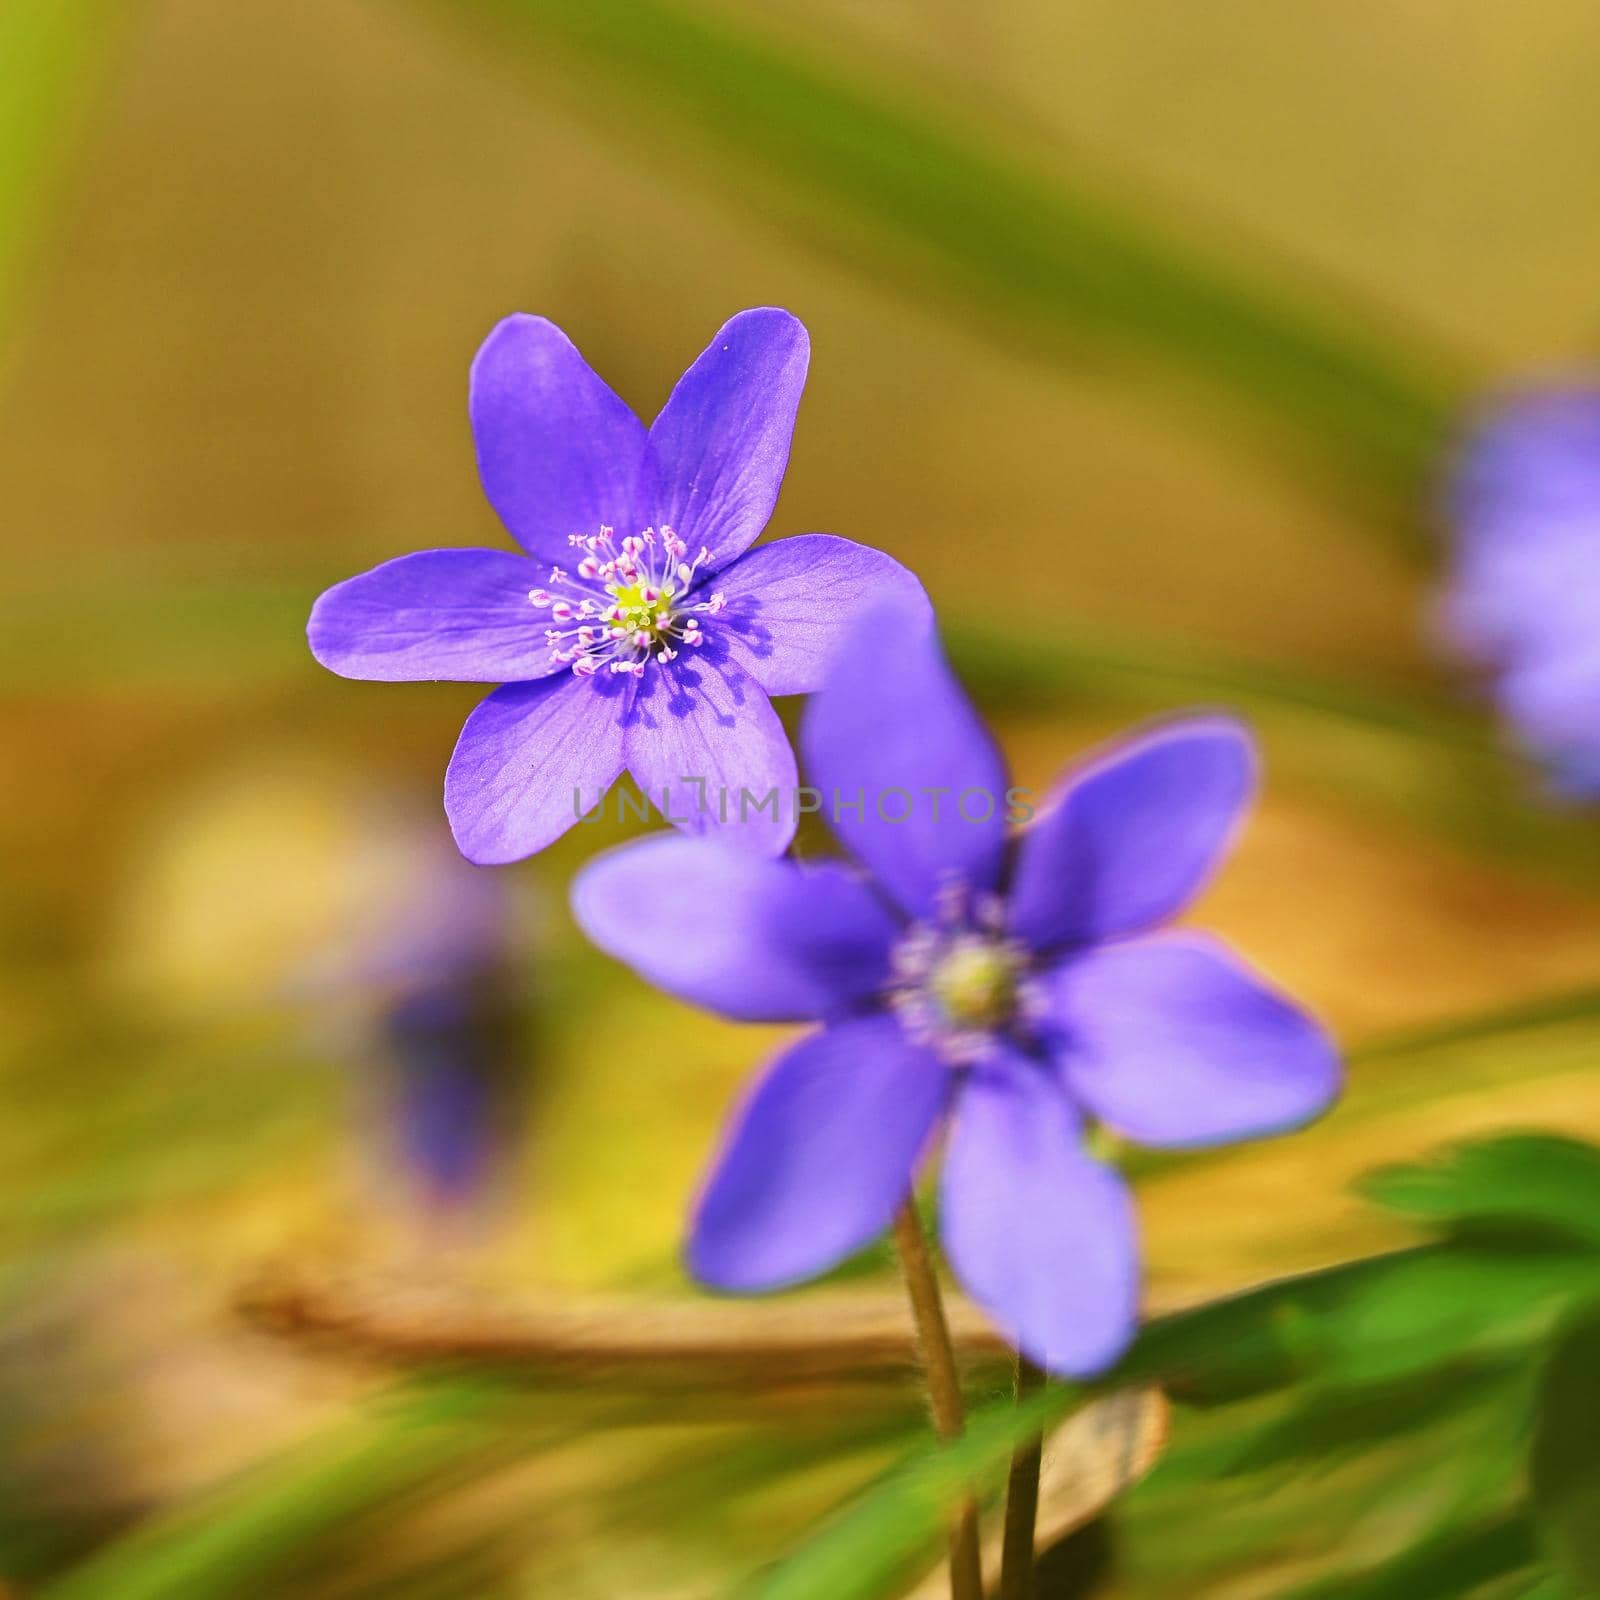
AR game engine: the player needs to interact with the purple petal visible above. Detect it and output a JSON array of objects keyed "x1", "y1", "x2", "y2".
[
  {"x1": 1008, "y1": 717, "x2": 1256, "y2": 952},
  {"x1": 470, "y1": 316, "x2": 646, "y2": 563},
  {"x1": 308, "y1": 549, "x2": 559, "y2": 683},
  {"x1": 625, "y1": 653, "x2": 798, "y2": 856},
  {"x1": 688, "y1": 1014, "x2": 948, "y2": 1290},
  {"x1": 445, "y1": 674, "x2": 627, "y2": 864},
  {"x1": 941, "y1": 1051, "x2": 1139, "y2": 1377},
  {"x1": 714, "y1": 534, "x2": 930, "y2": 696},
  {"x1": 571, "y1": 835, "x2": 898, "y2": 1022},
  {"x1": 1050, "y1": 933, "x2": 1340, "y2": 1148},
  {"x1": 644, "y1": 308, "x2": 809, "y2": 570},
  {"x1": 801, "y1": 603, "x2": 1007, "y2": 918}
]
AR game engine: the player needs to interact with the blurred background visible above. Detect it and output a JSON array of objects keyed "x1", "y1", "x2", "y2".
[{"x1": 3, "y1": 2, "x2": 1600, "y2": 1596}]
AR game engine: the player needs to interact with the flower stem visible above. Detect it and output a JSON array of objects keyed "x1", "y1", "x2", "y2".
[
  {"x1": 891, "y1": 1198, "x2": 984, "y2": 1600},
  {"x1": 998, "y1": 1353, "x2": 1046, "y2": 1600}
]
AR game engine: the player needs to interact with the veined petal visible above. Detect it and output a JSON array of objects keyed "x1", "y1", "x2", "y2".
[
  {"x1": 470, "y1": 315, "x2": 646, "y2": 563},
  {"x1": 688, "y1": 1014, "x2": 948, "y2": 1291},
  {"x1": 801, "y1": 602, "x2": 1007, "y2": 918},
  {"x1": 444, "y1": 674, "x2": 628, "y2": 864},
  {"x1": 1050, "y1": 933, "x2": 1341, "y2": 1148},
  {"x1": 571, "y1": 835, "x2": 898, "y2": 1022},
  {"x1": 645, "y1": 308, "x2": 809, "y2": 570},
  {"x1": 1008, "y1": 717, "x2": 1256, "y2": 953},
  {"x1": 308, "y1": 549, "x2": 558, "y2": 682},
  {"x1": 941, "y1": 1051, "x2": 1139, "y2": 1378},
  {"x1": 625, "y1": 653, "x2": 798, "y2": 856},
  {"x1": 715, "y1": 534, "x2": 930, "y2": 696}
]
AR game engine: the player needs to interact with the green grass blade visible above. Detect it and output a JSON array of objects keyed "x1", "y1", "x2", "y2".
[
  {"x1": 418, "y1": 0, "x2": 1468, "y2": 531},
  {"x1": 0, "y1": 0, "x2": 126, "y2": 372},
  {"x1": 739, "y1": 1384, "x2": 1072, "y2": 1600},
  {"x1": 38, "y1": 1379, "x2": 521, "y2": 1600},
  {"x1": 1286, "y1": 1510, "x2": 1542, "y2": 1600},
  {"x1": 1352, "y1": 990, "x2": 1600, "y2": 1070}
]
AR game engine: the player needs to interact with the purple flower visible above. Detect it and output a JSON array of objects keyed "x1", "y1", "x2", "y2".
[
  {"x1": 309, "y1": 308, "x2": 925, "y2": 862},
  {"x1": 306, "y1": 818, "x2": 527, "y2": 1215},
  {"x1": 572, "y1": 605, "x2": 1340, "y2": 1377},
  {"x1": 1441, "y1": 385, "x2": 1600, "y2": 796},
  {"x1": 381, "y1": 972, "x2": 519, "y2": 1213}
]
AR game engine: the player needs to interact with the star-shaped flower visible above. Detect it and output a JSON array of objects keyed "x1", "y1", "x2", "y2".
[
  {"x1": 309, "y1": 308, "x2": 924, "y2": 861},
  {"x1": 573, "y1": 605, "x2": 1340, "y2": 1376}
]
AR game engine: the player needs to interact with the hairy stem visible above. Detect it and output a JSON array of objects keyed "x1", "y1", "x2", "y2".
[
  {"x1": 892, "y1": 1198, "x2": 984, "y2": 1600},
  {"x1": 998, "y1": 1354, "x2": 1047, "y2": 1600}
]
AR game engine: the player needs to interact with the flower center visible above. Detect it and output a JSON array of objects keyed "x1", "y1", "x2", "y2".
[
  {"x1": 927, "y1": 938, "x2": 1020, "y2": 1031},
  {"x1": 888, "y1": 883, "x2": 1039, "y2": 1064},
  {"x1": 607, "y1": 578, "x2": 677, "y2": 641},
  {"x1": 527, "y1": 525, "x2": 726, "y2": 679}
]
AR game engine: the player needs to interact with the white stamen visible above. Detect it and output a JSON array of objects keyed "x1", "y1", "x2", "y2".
[{"x1": 532, "y1": 521, "x2": 734, "y2": 679}]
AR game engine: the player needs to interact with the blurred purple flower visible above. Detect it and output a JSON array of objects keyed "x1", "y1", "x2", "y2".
[
  {"x1": 367, "y1": 843, "x2": 525, "y2": 1215},
  {"x1": 573, "y1": 605, "x2": 1339, "y2": 1377},
  {"x1": 381, "y1": 973, "x2": 519, "y2": 1212},
  {"x1": 309, "y1": 307, "x2": 924, "y2": 863},
  {"x1": 1441, "y1": 385, "x2": 1600, "y2": 795},
  {"x1": 301, "y1": 818, "x2": 528, "y2": 1217}
]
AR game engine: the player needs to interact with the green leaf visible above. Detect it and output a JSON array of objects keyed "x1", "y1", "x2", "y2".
[
  {"x1": 417, "y1": 0, "x2": 1466, "y2": 530},
  {"x1": 1114, "y1": 1145, "x2": 1600, "y2": 1598},
  {"x1": 1362, "y1": 1136, "x2": 1600, "y2": 1251},
  {"x1": 1122, "y1": 1243, "x2": 1597, "y2": 1402},
  {"x1": 1531, "y1": 1303, "x2": 1600, "y2": 1596},
  {"x1": 1311, "y1": 1248, "x2": 1600, "y2": 1387}
]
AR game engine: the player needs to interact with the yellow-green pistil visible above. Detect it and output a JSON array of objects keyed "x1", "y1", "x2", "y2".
[
  {"x1": 608, "y1": 578, "x2": 677, "y2": 642},
  {"x1": 928, "y1": 937, "x2": 1022, "y2": 1032},
  {"x1": 530, "y1": 525, "x2": 722, "y2": 678}
]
